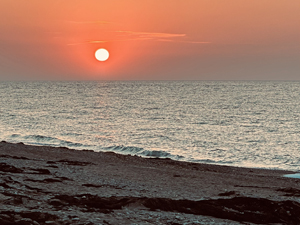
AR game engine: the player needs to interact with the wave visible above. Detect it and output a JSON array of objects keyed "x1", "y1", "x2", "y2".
[
  {"x1": 194, "y1": 158, "x2": 235, "y2": 165},
  {"x1": 6, "y1": 134, "x2": 185, "y2": 161},
  {"x1": 7, "y1": 134, "x2": 85, "y2": 149},
  {"x1": 25, "y1": 134, "x2": 59, "y2": 142},
  {"x1": 3, "y1": 133, "x2": 299, "y2": 171},
  {"x1": 102, "y1": 145, "x2": 144, "y2": 154},
  {"x1": 102, "y1": 145, "x2": 184, "y2": 160}
]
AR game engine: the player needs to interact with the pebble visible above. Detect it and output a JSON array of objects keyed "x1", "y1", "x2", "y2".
[
  {"x1": 14, "y1": 214, "x2": 23, "y2": 220},
  {"x1": 0, "y1": 193, "x2": 12, "y2": 201},
  {"x1": 1, "y1": 214, "x2": 11, "y2": 219},
  {"x1": 45, "y1": 221, "x2": 56, "y2": 224},
  {"x1": 20, "y1": 218, "x2": 33, "y2": 224},
  {"x1": 49, "y1": 198, "x2": 63, "y2": 206}
]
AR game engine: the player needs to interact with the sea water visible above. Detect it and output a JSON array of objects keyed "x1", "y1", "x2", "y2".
[{"x1": 1, "y1": 81, "x2": 300, "y2": 171}]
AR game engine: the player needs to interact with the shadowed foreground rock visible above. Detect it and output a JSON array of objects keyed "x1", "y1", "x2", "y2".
[
  {"x1": 49, "y1": 194, "x2": 300, "y2": 224},
  {"x1": 1, "y1": 141, "x2": 300, "y2": 224},
  {"x1": 0, "y1": 211, "x2": 59, "y2": 225}
]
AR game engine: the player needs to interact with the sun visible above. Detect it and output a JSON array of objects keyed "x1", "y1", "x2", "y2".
[{"x1": 95, "y1": 48, "x2": 109, "y2": 62}]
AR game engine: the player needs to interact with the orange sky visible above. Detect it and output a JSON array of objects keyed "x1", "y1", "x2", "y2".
[{"x1": 0, "y1": 0, "x2": 299, "y2": 80}]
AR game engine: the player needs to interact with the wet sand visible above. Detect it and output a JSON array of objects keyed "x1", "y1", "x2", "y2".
[{"x1": 1, "y1": 141, "x2": 300, "y2": 224}]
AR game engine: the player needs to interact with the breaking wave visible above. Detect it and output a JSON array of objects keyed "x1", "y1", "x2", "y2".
[
  {"x1": 6, "y1": 134, "x2": 185, "y2": 161},
  {"x1": 7, "y1": 134, "x2": 86, "y2": 149},
  {"x1": 102, "y1": 145, "x2": 184, "y2": 160}
]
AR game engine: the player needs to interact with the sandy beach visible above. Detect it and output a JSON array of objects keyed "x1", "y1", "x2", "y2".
[{"x1": 1, "y1": 141, "x2": 300, "y2": 224}]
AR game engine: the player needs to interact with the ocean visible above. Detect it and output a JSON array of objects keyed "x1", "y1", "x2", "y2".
[{"x1": 1, "y1": 81, "x2": 300, "y2": 171}]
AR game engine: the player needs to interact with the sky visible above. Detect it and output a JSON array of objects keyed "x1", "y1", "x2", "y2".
[{"x1": 0, "y1": 0, "x2": 299, "y2": 81}]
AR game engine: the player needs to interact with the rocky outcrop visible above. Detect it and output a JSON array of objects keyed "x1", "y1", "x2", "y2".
[{"x1": 48, "y1": 194, "x2": 300, "y2": 224}]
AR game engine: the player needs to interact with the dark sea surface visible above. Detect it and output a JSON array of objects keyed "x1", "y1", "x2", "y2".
[{"x1": 1, "y1": 81, "x2": 300, "y2": 171}]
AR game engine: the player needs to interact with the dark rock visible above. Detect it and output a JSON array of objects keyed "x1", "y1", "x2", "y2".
[
  {"x1": 82, "y1": 184, "x2": 104, "y2": 188},
  {"x1": 0, "y1": 163, "x2": 23, "y2": 173},
  {"x1": 25, "y1": 178, "x2": 62, "y2": 183},
  {"x1": 0, "y1": 211, "x2": 59, "y2": 224},
  {"x1": 24, "y1": 184, "x2": 43, "y2": 192},
  {"x1": 192, "y1": 166, "x2": 199, "y2": 170},
  {"x1": 0, "y1": 219, "x2": 15, "y2": 225},
  {"x1": 56, "y1": 176, "x2": 72, "y2": 181},
  {"x1": 0, "y1": 182, "x2": 10, "y2": 188},
  {"x1": 49, "y1": 194, "x2": 300, "y2": 224},
  {"x1": 29, "y1": 168, "x2": 52, "y2": 175},
  {"x1": 50, "y1": 194, "x2": 134, "y2": 213},
  {"x1": 144, "y1": 197, "x2": 300, "y2": 224},
  {"x1": 46, "y1": 165, "x2": 58, "y2": 168},
  {"x1": 218, "y1": 191, "x2": 236, "y2": 196},
  {"x1": 57, "y1": 159, "x2": 94, "y2": 166},
  {"x1": 42, "y1": 178, "x2": 62, "y2": 183},
  {"x1": 49, "y1": 199, "x2": 65, "y2": 206},
  {"x1": 82, "y1": 183, "x2": 122, "y2": 189},
  {"x1": 0, "y1": 154, "x2": 29, "y2": 160},
  {"x1": 58, "y1": 159, "x2": 93, "y2": 166},
  {"x1": 277, "y1": 187, "x2": 300, "y2": 197},
  {"x1": 3, "y1": 193, "x2": 28, "y2": 205},
  {"x1": 19, "y1": 218, "x2": 33, "y2": 225}
]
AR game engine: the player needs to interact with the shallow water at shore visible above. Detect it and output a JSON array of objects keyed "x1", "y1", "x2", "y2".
[{"x1": 1, "y1": 81, "x2": 300, "y2": 171}]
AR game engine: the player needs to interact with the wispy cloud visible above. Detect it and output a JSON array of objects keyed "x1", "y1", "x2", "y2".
[
  {"x1": 116, "y1": 31, "x2": 186, "y2": 39},
  {"x1": 67, "y1": 30, "x2": 210, "y2": 45},
  {"x1": 68, "y1": 37, "x2": 152, "y2": 46},
  {"x1": 65, "y1": 20, "x2": 113, "y2": 25},
  {"x1": 67, "y1": 40, "x2": 109, "y2": 46},
  {"x1": 157, "y1": 39, "x2": 211, "y2": 44},
  {"x1": 115, "y1": 31, "x2": 211, "y2": 44}
]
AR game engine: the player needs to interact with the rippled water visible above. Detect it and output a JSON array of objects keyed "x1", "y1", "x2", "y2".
[{"x1": 1, "y1": 81, "x2": 300, "y2": 171}]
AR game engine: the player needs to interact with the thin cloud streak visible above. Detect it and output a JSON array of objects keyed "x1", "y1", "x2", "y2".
[
  {"x1": 116, "y1": 31, "x2": 186, "y2": 38},
  {"x1": 67, "y1": 30, "x2": 210, "y2": 45},
  {"x1": 67, "y1": 40, "x2": 108, "y2": 46},
  {"x1": 65, "y1": 20, "x2": 113, "y2": 24},
  {"x1": 67, "y1": 38, "x2": 152, "y2": 46},
  {"x1": 157, "y1": 39, "x2": 211, "y2": 44}
]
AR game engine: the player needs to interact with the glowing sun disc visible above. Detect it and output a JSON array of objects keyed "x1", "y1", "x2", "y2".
[{"x1": 95, "y1": 48, "x2": 109, "y2": 61}]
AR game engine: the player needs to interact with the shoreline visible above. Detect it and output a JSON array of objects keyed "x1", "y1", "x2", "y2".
[
  {"x1": 1, "y1": 141, "x2": 300, "y2": 224},
  {"x1": 3, "y1": 140, "x2": 298, "y2": 173}
]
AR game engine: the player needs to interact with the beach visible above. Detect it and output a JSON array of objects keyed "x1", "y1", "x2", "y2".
[{"x1": 1, "y1": 141, "x2": 300, "y2": 224}]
